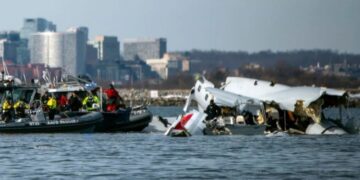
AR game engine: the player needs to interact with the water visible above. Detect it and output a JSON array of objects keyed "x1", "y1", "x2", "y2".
[
  {"x1": 0, "y1": 106, "x2": 359, "y2": 179},
  {"x1": 147, "y1": 106, "x2": 184, "y2": 117}
]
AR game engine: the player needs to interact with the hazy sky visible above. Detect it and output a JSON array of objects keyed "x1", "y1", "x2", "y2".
[{"x1": 0, "y1": 0, "x2": 359, "y2": 53}]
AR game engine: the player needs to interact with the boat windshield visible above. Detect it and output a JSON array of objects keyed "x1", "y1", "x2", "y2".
[{"x1": 0, "y1": 88, "x2": 36, "y2": 104}]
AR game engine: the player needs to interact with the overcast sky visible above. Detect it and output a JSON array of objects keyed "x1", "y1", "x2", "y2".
[{"x1": 0, "y1": 0, "x2": 359, "y2": 53}]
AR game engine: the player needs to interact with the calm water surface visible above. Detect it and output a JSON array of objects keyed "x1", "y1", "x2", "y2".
[{"x1": 0, "y1": 106, "x2": 359, "y2": 179}]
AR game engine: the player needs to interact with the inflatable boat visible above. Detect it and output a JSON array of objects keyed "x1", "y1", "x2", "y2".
[{"x1": 0, "y1": 111, "x2": 102, "y2": 133}]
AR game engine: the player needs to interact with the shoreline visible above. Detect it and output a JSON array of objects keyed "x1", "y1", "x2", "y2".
[
  {"x1": 119, "y1": 89, "x2": 190, "y2": 106},
  {"x1": 116, "y1": 88, "x2": 360, "y2": 107}
]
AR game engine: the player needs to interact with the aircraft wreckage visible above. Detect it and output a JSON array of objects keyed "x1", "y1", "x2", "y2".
[{"x1": 165, "y1": 76, "x2": 359, "y2": 136}]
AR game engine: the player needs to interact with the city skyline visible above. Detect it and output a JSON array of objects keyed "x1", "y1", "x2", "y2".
[{"x1": 0, "y1": 0, "x2": 359, "y2": 53}]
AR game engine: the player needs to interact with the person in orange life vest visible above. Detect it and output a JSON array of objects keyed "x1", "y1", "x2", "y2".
[
  {"x1": 58, "y1": 93, "x2": 68, "y2": 111},
  {"x1": 106, "y1": 103, "x2": 118, "y2": 112},
  {"x1": 104, "y1": 84, "x2": 124, "y2": 111}
]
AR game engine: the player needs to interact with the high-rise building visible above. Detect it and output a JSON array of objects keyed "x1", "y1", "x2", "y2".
[
  {"x1": 19, "y1": 18, "x2": 56, "y2": 64},
  {"x1": 91, "y1": 35, "x2": 120, "y2": 61},
  {"x1": 0, "y1": 31, "x2": 20, "y2": 41},
  {"x1": 20, "y1": 18, "x2": 56, "y2": 40},
  {"x1": 123, "y1": 38, "x2": 166, "y2": 61},
  {"x1": 16, "y1": 39, "x2": 30, "y2": 65},
  {"x1": 86, "y1": 44, "x2": 98, "y2": 65},
  {"x1": 0, "y1": 31, "x2": 25, "y2": 64},
  {"x1": 0, "y1": 39, "x2": 18, "y2": 62},
  {"x1": 29, "y1": 27, "x2": 88, "y2": 76},
  {"x1": 67, "y1": 27, "x2": 88, "y2": 75}
]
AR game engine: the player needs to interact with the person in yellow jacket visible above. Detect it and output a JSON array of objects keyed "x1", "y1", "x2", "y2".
[
  {"x1": 47, "y1": 95, "x2": 57, "y2": 120},
  {"x1": 2, "y1": 96, "x2": 13, "y2": 122},
  {"x1": 82, "y1": 93, "x2": 100, "y2": 111},
  {"x1": 14, "y1": 98, "x2": 30, "y2": 118}
]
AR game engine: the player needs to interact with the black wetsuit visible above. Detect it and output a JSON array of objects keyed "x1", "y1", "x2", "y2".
[{"x1": 204, "y1": 103, "x2": 221, "y2": 120}]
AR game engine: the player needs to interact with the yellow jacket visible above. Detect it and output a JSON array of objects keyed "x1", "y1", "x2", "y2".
[
  {"x1": 82, "y1": 95, "x2": 100, "y2": 111},
  {"x1": 14, "y1": 100, "x2": 30, "y2": 110},
  {"x1": 47, "y1": 97, "x2": 57, "y2": 109},
  {"x1": 2, "y1": 100, "x2": 12, "y2": 111}
]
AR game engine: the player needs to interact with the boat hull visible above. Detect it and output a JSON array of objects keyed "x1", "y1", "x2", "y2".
[
  {"x1": 95, "y1": 107, "x2": 152, "y2": 132},
  {"x1": 0, "y1": 112, "x2": 102, "y2": 133}
]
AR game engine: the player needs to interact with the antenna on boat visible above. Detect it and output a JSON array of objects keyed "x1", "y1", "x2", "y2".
[
  {"x1": 22, "y1": 72, "x2": 27, "y2": 84},
  {"x1": 42, "y1": 65, "x2": 56, "y2": 88}
]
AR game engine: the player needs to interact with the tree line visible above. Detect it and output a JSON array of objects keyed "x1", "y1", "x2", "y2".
[{"x1": 123, "y1": 49, "x2": 360, "y2": 90}]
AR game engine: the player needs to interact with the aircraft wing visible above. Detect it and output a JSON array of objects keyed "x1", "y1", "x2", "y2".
[
  {"x1": 223, "y1": 76, "x2": 290, "y2": 98},
  {"x1": 206, "y1": 87, "x2": 262, "y2": 110},
  {"x1": 259, "y1": 86, "x2": 346, "y2": 112},
  {"x1": 223, "y1": 76, "x2": 347, "y2": 112}
]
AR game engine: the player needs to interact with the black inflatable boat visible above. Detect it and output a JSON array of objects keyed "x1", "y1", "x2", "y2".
[{"x1": 0, "y1": 111, "x2": 102, "y2": 133}]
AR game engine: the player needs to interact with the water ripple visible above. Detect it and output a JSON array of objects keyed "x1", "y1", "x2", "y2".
[{"x1": 0, "y1": 133, "x2": 358, "y2": 179}]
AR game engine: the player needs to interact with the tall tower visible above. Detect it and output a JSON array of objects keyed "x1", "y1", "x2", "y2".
[
  {"x1": 92, "y1": 35, "x2": 120, "y2": 61},
  {"x1": 20, "y1": 18, "x2": 56, "y2": 40},
  {"x1": 29, "y1": 27, "x2": 88, "y2": 76}
]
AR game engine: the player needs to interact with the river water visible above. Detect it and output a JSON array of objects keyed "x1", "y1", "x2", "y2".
[{"x1": 0, "y1": 106, "x2": 359, "y2": 179}]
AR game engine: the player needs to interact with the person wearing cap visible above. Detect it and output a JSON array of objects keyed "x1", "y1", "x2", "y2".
[
  {"x1": 1, "y1": 96, "x2": 13, "y2": 122},
  {"x1": 82, "y1": 92, "x2": 100, "y2": 111},
  {"x1": 14, "y1": 97, "x2": 30, "y2": 118}
]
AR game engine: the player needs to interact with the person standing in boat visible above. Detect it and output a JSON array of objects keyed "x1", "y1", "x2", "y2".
[
  {"x1": 2, "y1": 96, "x2": 13, "y2": 123},
  {"x1": 58, "y1": 93, "x2": 68, "y2": 111},
  {"x1": 47, "y1": 95, "x2": 57, "y2": 120},
  {"x1": 31, "y1": 91, "x2": 41, "y2": 110},
  {"x1": 41, "y1": 91, "x2": 50, "y2": 111},
  {"x1": 204, "y1": 99, "x2": 221, "y2": 121},
  {"x1": 104, "y1": 84, "x2": 124, "y2": 111},
  {"x1": 68, "y1": 92, "x2": 82, "y2": 111},
  {"x1": 82, "y1": 93, "x2": 100, "y2": 111},
  {"x1": 14, "y1": 97, "x2": 30, "y2": 118}
]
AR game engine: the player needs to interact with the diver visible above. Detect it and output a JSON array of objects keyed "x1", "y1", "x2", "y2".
[
  {"x1": 159, "y1": 116, "x2": 171, "y2": 128},
  {"x1": 243, "y1": 111, "x2": 256, "y2": 125},
  {"x1": 204, "y1": 99, "x2": 221, "y2": 121}
]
